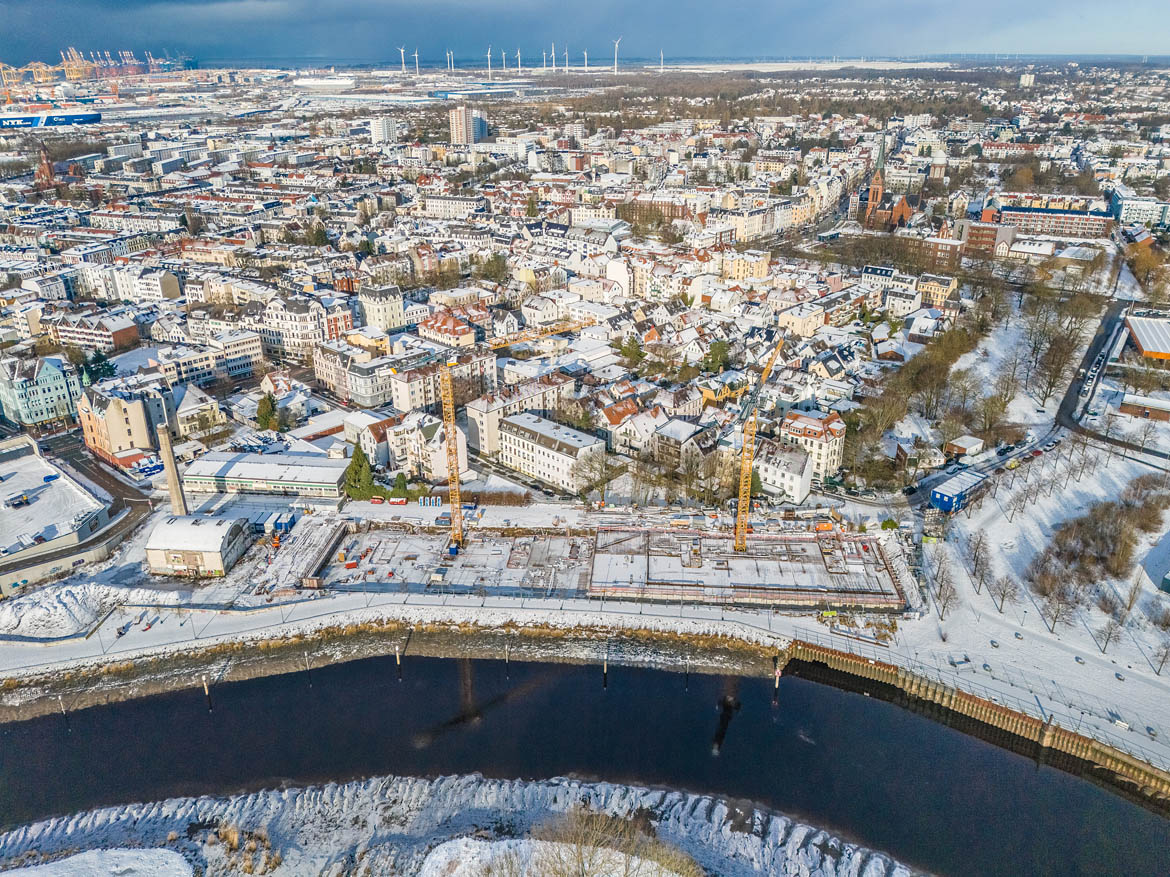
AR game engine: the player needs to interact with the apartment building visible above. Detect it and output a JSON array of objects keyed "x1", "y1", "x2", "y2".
[
  {"x1": 417, "y1": 194, "x2": 487, "y2": 220},
  {"x1": 145, "y1": 331, "x2": 263, "y2": 386},
  {"x1": 997, "y1": 205, "x2": 1113, "y2": 238},
  {"x1": 449, "y1": 105, "x2": 476, "y2": 145},
  {"x1": 254, "y1": 296, "x2": 325, "y2": 362},
  {"x1": 776, "y1": 302, "x2": 825, "y2": 337},
  {"x1": 44, "y1": 310, "x2": 140, "y2": 352},
  {"x1": 465, "y1": 372, "x2": 575, "y2": 454},
  {"x1": 916, "y1": 274, "x2": 959, "y2": 309},
  {"x1": 779, "y1": 409, "x2": 846, "y2": 477},
  {"x1": 77, "y1": 376, "x2": 176, "y2": 467},
  {"x1": 861, "y1": 265, "x2": 916, "y2": 294},
  {"x1": 417, "y1": 312, "x2": 477, "y2": 348},
  {"x1": 754, "y1": 438, "x2": 813, "y2": 504},
  {"x1": 0, "y1": 356, "x2": 84, "y2": 431},
  {"x1": 370, "y1": 116, "x2": 399, "y2": 145},
  {"x1": 388, "y1": 347, "x2": 497, "y2": 415},
  {"x1": 358, "y1": 410, "x2": 468, "y2": 481},
  {"x1": 498, "y1": 412, "x2": 604, "y2": 493},
  {"x1": 357, "y1": 284, "x2": 406, "y2": 332}
]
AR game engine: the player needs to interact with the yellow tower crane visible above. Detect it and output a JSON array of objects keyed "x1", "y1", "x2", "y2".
[
  {"x1": 439, "y1": 363, "x2": 463, "y2": 550},
  {"x1": 733, "y1": 333, "x2": 787, "y2": 552}
]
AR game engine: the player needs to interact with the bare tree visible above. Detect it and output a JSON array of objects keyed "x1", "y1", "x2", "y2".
[
  {"x1": 531, "y1": 806, "x2": 703, "y2": 877},
  {"x1": 1154, "y1": 640, "x2": 1170, "y2": 676},
  {"x1": 1136, "y1": 420, "x2": 1158, "y2": 455},
  {"x1": 1007, "y1": 490, "x2": 1029, "y2": 523},
  {"x1": 1032, "y1": 333, "x2": 1080, "y2": 405},
  {"x1": 988, "y1": 575, "x2": 1020, "y2": 613},
  {"x1": 1101, "y1": 411, "x2": 1120, "y2": 441},
  {"x1": 932, "y1": 558, "x2": 959, "y2": 620},
  {"x1": 968, "y1": 529, "x2": 989, "y2": 573},
  {"x1": 1097, "y1": 618, "x2": 1123, "y2": 655},
  {"x1": 1124, "y1": 569, "x2": 1144, "y2": 616},
  {"x1": 1041, "y1": 586, "x2": 1078, "y2": 632}
]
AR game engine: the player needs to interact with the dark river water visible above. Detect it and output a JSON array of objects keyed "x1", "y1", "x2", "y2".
[{"x1": 1, "y1": 655, "x2": 1167, "y2": 876}]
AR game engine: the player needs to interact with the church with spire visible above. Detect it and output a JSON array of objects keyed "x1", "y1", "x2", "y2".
[{"x1": 849, "y1": 128, "x2": 917, "y2": 231}]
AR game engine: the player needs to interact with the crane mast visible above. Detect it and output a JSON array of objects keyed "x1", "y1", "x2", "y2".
[
  {"x1": 439, "y1": 364, "x2": 463, "y2": 549},
  {"x1": 733, "y1": 333, "x2": 785, "y2": 551},
  {"x1": 734, "y1": 413, "x2": 757, "y2": 552}
]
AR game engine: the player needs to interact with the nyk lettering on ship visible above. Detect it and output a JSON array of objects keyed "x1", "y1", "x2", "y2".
[{"x1": 0, "y1": 112, "x2": 102, "y2": 128}]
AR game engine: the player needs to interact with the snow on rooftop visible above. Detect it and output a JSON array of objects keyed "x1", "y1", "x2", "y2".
[
  {"x1": 1127, "y1": 314, "x2": 1170, "y2": 356},
  {"x1": 0, "y1": 453, "x2": 102, "y2": 549}
]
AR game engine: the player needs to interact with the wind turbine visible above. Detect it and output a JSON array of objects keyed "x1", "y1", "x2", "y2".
[
  {"x1": 564, "y1": 46, "x2": 568, "y2": 71},
  {"x1": 583, "y1": 49, "x2": 588, "y2": 72},
  {"x1": 551, "y1": 42, "x2": 556, "y2": 73},
  {"x1": 487, "y1": 45, "x2": 492, "y2": 81},
  {"x1": 613, "y1": 37, "x2": 621, "y2": 75},
  {"x1": 413, "y1": 49, "x2": 419, "y2": 76},
  {"x1": 398, "y1": 47, "x2": 406, "y2": 74},
  {"x1": 501, "y1": 49, "x2": 506, "y2": 71},
  {"x1": 542, "y1": 50, "x2": 547, "y2": 70},
  {"x1": 516, "y1": 49, "x2": 521, "y2": 73},
  {"x1": 660, "y1": 50, "x2": 664, "y2": 73}
]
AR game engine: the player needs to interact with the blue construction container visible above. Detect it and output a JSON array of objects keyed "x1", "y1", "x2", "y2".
[{"x1": 930, "y1": 470, "x2": 989, "y2": 513}]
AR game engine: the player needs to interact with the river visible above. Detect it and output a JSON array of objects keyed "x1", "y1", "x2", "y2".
[{"x1": 1, "y1": 654, "x2": 1167, "y2": 876}]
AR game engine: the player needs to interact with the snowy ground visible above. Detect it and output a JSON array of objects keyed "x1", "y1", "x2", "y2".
[
  {"x1": 0, "y1": 774, "x2": 915, "y2": 877},
  {"x1": 420, "y1": 838, "x2": 687, "y2": 877},
  {"x1": 11, "y1": 849, "x2": 191, "y2": 876},
  {"x1": 951, "y1": 309, "x2": 1059, "y2": 428},
  {"x1": 1088, "y1": 373, "x2": 1170, "y2": 452},
  {"x1": 904, "y1": 441, "x2": 1170, "y2": 767}
]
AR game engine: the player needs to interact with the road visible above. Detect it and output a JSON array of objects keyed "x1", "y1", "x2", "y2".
[
  {"x1": 0, "y1": 435, "x2": 153, "y2": 581},
  {"x1": 1057, "y1": 300, "x2": 1170, "y2": 463}
]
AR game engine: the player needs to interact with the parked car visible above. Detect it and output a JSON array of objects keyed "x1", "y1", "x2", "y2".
[
  {"x1": 901, "y1": 485, "x2": 917, "y2": 495},
  {"x1": 1031, "y1": 449, "x2": 1044, "y2": 457}
]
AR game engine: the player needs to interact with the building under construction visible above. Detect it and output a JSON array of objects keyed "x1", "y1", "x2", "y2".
[{"x1": 588, "y1": 527, "x2": 910, "y2": 613}]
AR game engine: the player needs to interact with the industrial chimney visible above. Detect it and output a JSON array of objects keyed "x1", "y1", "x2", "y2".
[{"x1": 156, "y1": 423, "x2": 188, "y2": 517}]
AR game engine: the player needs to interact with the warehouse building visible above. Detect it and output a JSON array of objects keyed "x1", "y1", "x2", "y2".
[
  {"x1": 145, "y1": 515, "x2": 253, "y2": 577},
  {"x1": 182, "y1": 451, "x2": 349, "y2": 498},
  {"x1": 1125, "y1": 314, "x2": 1170, "y2": 362}
]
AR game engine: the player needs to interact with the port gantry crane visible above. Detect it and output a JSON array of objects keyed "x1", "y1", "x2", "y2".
[{"x1": 733, "y1": 333, "x2": 787, "y2": 552}]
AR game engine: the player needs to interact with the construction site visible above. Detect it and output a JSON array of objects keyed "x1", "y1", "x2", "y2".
[
  {"x1": 588, "y1": 527, "x2": 909, "y2": 611},
  {"x1": 289, "y1": 516, "x2": 913, "y2": 614}
]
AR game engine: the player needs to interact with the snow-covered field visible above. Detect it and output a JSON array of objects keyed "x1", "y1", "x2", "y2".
[
  {"x1": 0, "y1": 774, "x2": 915, "y2": 877},
  {"x1": 951, "y1": 312, "x2": 1059, "y2": 428},
  {"x1": 905, "y1": 442, "x2": 1170, "y2": 766}
]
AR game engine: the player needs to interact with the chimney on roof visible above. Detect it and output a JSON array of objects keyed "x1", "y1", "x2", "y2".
[{"x1": 156, "y1": 423, "x2": 188, "y2": 517}]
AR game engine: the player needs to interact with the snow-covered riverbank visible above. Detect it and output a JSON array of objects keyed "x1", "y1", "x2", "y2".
[{"x1": 0, "y1": 773, "x2": 917, "y2": 877}]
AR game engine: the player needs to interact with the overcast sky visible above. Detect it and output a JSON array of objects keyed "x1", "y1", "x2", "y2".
[{"x1": 2, "y1": 0, "x2": 1168, "y2": 66}]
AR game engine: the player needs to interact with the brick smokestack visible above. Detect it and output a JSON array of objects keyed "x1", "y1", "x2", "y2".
[{"x1": 156, "y1": 423, "x2": 188, "y2": 516}]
